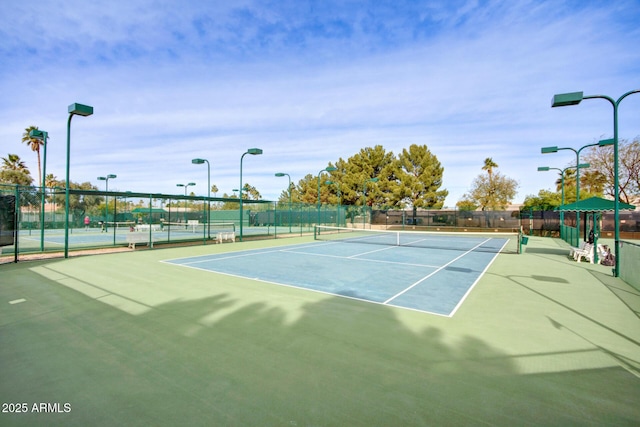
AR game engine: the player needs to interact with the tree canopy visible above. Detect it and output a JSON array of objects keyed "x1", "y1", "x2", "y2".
[
  {"x1": 278, "y1": 144, "x2": 448, "y2": 209},
  {"x1": 1, "y1": 153, "x2": 33, "y2": 186},
  {"x1": 458, "y1": 161, "x2": 518, "y2": 210},
  {"x1": 396, "y1": 145, "x2": 448, "y2": 209},
  {"x1": 521, "y1": 189, "x2": 563, "y2": 211},
  {"x1": 582, "y1": 137, "x2": 640, "y2": 203}
]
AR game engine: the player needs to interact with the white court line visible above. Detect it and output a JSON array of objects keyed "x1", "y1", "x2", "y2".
[
  {"x1": 280, "y1": 248, "x2": 440, "y2": 269},
  {"x1": 446, "y1": 238, "x2": 510, "y2": 317},
  {"x1": 161, "y1": 241, "x2": 334, "y2": 264},
  {"x1": 347, "y1": 245, "x2": 397, "y2": 259},
  {"x1": 165, "y1": 260, "x2": 451, "y2": 317},
  {"x1": 168, "y1": 244, "x2": 440, "y2": 269},
  {"x1": 164, "y1": 248, "x2": 281, "y2": 265},
  {"x1": 383, "y1": 238, "x2": 492, "y2": 305}
]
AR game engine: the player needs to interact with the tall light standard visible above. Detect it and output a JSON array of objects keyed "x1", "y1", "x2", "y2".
[
  {"x1": 541, "y1": 139, "x2": 612, "y2": 243},
  {"x1": 317, "y1": 166, "x2": 337, "y2": 225},
  {"x1": 538, "y1": 164, "x2": 590, "y2": 241},
  {"x1": 64, "y1": 103, "x2": 93, "y2": 258},
  {"x1": 275, "y1": 172, "x2": 292, "y2": 233},
  {"x1": 325, "y1": 180, "x2": 341, "y2": 226},
  {"x1": 28, "y1": 129, "x2": 48, "y2": 251},
  {"x1": 176, "y1": 182, "x2": 196, "y2": 227},
  {"x1": 362, "y1": 177, "x2": 379, "y2": 228},
  {"x1": 240, "y1": 148, "x2": 263, "y2": 241},
  {"x1": 97, "y1": 174, "x2": 117, "y2": 232},
  {"x1": 551, "y1": 90, "x2": 640, "y2": 276},
  {"x1": 192, "y1": 158, "x2": 210, "y2": 239}
]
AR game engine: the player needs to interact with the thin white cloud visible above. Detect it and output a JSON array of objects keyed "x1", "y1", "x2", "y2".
[{"x1": 1, "y1": 0, "x2": 639, "y2": 206}]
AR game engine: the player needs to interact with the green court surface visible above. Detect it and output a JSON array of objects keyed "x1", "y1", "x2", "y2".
[{"x1": 1, "y1": 235, "x2": 639, "y2": 426}]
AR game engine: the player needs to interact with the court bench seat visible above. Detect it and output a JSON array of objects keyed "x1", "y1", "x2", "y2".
[
  {"x1": 217, "y1": 231, "x2": 235, "y2": 243},
  {"x1": 569, "y1": 241, "x2": 587, "y2": 258},
  {"x1": 127, "y1": 232, "x2": 152, "y2": 249}
]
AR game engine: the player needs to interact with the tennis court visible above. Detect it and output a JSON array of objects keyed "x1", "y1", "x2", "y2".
[
  {"x1": 164, "y1": 227, "x2": 517, "y2": 316},
  {"x1": 2, "y1": 233, "x2": 639, "y2": 426},
  {"x1": 14, "y1": 221, "x2": 237, "y2": 251}
]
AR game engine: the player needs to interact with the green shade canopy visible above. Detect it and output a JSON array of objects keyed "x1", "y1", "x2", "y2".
[{"x1": 555, "y1": 196, "x2": 635, "y2": 212}]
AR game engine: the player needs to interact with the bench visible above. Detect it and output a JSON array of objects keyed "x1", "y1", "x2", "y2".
[
  {"x1": 127, "y1": 232, "x2": 152, "y2": 249},
  {"x1": 573, "y1": 243, "x2": 593, "y2": 263},
  {"x1": 216, "y1": 231, "x2": 235, "y2": 243},
  {"x1": 569, "y1": 241, "x2": 587, "y2": 258}
]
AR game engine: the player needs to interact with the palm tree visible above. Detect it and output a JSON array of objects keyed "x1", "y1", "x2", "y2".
[
  {"x1": 557, "y1": 169, "x2": 576, "y2": 191},
  {"x1": 1, "y1": 153, "x2": 33, "y2": 185},
  {"x1": 580, "y1": 170, "x2": 606, "y2": 195},
  {"x1": 44, "y1": 173, "x2": 59, "y2": 207},
  {"x1": 22, "y1": 125, "x2": 44, "y2": 186},
  {"x1": 2, "y1": 153, "x2": 28, "y2": 171},
  {"x1": 482, "y1": 157, "x2": 498, "y2": 181},
  {"x1": 45, "y1": 173, "x2": 59, "y2": 189}
]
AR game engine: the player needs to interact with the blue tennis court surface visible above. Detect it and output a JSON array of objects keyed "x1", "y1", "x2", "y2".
[
  {"x1": 164, "y1": 234, "x2": 509, "y2": 316},
  {"x1": 16, "y1": 223, "x2": 237, "y2": 249}
]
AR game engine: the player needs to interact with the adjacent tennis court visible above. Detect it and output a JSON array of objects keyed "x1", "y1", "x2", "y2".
[
  {"x1": 164, "y1": 227, "x2": 518, "y2": 316},
  {"x1": 14, "y1": 221, "x2": 237, "y2": 250}
]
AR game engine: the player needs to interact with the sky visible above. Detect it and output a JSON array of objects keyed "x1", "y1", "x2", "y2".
[{"x1": 1, "y1": 0, "x2": 639, "y2": 207}]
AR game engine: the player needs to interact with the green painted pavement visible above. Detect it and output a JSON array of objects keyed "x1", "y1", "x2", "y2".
[{"x1": 1, "y1": 235, "x2": 639, "y2": 426}]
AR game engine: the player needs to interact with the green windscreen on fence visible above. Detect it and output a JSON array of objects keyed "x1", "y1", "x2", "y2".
[
  {"x1": 3, "y1": 182, "x2": 640, "y2": 264},
  {"x1": 620, "y1": 240, "x2": 640, "y2": 291},
  {"x1": 0, "y1": 194, "x2": 16, "y2": 246}
]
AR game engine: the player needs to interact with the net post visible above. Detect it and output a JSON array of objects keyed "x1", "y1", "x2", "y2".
[
  {"x1": 14, "y1": 185, "x2": 20, "y2": 262},
  {"x1": 149, "y1": 195, "x2": 154, "y2": 249},
  {"x1": 518, "y1": 231, "x2": 523, "y2": 254}
]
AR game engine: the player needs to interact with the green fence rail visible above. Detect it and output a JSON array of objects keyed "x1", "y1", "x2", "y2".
[{"x1": 560, "y1": 224, "x2": 580, "y2": 247}]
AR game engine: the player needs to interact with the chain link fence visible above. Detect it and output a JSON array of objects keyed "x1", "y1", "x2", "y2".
[{"x1": 2, "y1": 183, "x2": 639, "y2": 290}]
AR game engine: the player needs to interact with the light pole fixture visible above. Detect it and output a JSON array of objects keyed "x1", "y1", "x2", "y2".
[
  {"x1": 541, "y1": 139, "x2": 612, "y2": 245},
  {"x1": 240, "y1": 148, "x2": 263, "y2": 241},
  {"x1": 64, "y1": 103, "x2": 93, "y2": 258},
  {"x1": 176, "y1": 182, "x2": 196, "y2": 227},
  {"x1": 97, "y1": 174, "x2": 117, "y2": 232},
  {"x1": 192, "y1": 158, "x2": 211, "y2": 239},
  {"x1": 538, "y1": 164, "x2": 589, "y2": 240},
  {"x1": 275, "y1": 172, "x2": 292, "y2": 233},
  {"x1": 317, "y1": 166, "x2": 337, "y2": 225},
  {"x1": 28, "y1": 128, "x2": 48, "y2": 252},
  {"x1": 362, "y1": 177, "x2": 379, "y2": 228},
  {"x1": 551, "y1": 89, "x2": 640, "y2": 277}
]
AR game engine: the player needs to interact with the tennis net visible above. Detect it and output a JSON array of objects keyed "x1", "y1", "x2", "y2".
[
  {"x1": 103, "y1": 221, "x2": 136, "y2": 230},
  {"x1": 161, "y1": 222, "x2": 236, "y2": 234},
  {"x1": 314, "y1": 225, "x2": 521, "y2": 254}
]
